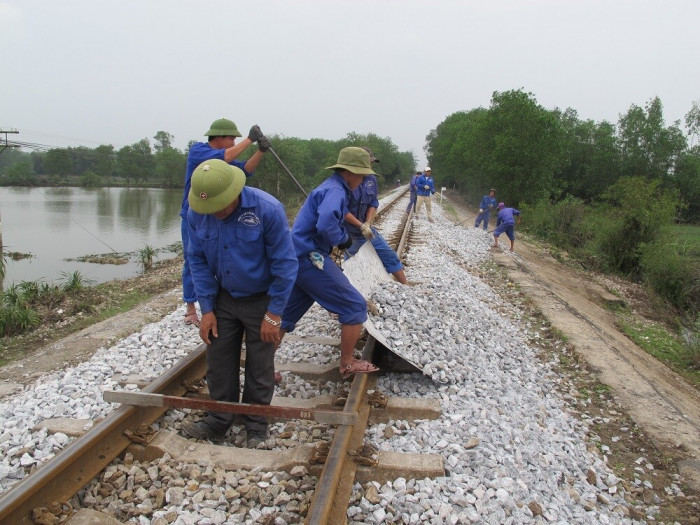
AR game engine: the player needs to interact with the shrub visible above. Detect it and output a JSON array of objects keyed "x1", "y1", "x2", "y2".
[
  {"x1": 595, "y1": 177, "x2": 680, "y2": 277},
  {"x1": 640, "y1": 237, "x2": 699, "y2": 315}
]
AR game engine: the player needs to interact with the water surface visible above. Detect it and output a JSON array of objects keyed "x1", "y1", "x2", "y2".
[{"x1": 0, "y1": 187, "x2": 183, "y2": 287}]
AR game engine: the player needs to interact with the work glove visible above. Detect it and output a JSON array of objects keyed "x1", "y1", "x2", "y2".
[
  {"x1": 248, "y1": 125, "x2": 264, "y2": 142},
  {"x1": 360, "y1": 222, "x2": 374, "y2": 241},
  {"x1": 337, "y1": 236, "x2": 353, "y2": 251},
  {"x1": 424, "y1": 185, "x2": 430, "y2": 190},
  {"x1": 258, "y1": 136, "x2": 271, "y2": 152},
  {"x1": 478, "y1": 208, "x2": 484, "y2": 213}
]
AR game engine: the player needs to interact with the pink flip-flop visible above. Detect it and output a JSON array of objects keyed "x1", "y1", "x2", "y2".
[{"x1": 339, "y1": 359, "x2": 379, "y2": 380}]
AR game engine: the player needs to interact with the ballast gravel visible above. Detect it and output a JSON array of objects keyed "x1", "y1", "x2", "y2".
[{"x1": 0, "y1": 190, "x2": 664, "y2": 523}]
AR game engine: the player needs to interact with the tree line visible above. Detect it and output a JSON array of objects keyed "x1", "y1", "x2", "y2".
[
  {"x1": 425, "y1": 90, "x2": 699, "y2": 223},
  {"x1": 424, "y1": 89, "x2": 699, "y2": 316},
  {"x1": 0, "y1": 131, "x2": 415, "y2": 206}
]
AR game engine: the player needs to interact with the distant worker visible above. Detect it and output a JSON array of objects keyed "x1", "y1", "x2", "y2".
[
  {"x1": 182, "y1": 159, "x2": 297, "y2": 448},
  {"x1": 474, "y1": 188, "x2": 497, "y2": 231},
  {"x1": 415, "y1": 167, "x2": 435, "y2": 222},
  {"x1": 180, "y1": 118, "x2": 271, "y2": 326},
  {"x1": 492, "y1": 202, "x2": 522, "y2": 252},
  {"x1": 343, "y1": 147, "x2": 408, "y2": 284},
  {"x1": 406, "y1": 170, "x2": 420, "y2": 214},
  {"x1": 279, "y1": 147, "x2": 379, "y2": 380}
]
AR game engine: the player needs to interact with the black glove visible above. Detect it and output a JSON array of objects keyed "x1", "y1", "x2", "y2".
[
  {"x1": 248, "y1": 125, "x2": 264, "y2": 142},
  {"x1": 258, "y1": 136, "x2": 271, "y2": 153},
  {"x1": 337, "y1": 236, "x2": 353, "y2": 251}
]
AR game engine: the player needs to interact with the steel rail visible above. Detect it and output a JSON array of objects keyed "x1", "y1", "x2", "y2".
[
  {"x1": 305, "y1": 191, "x2": 412, "y2": 524},
  {"x1": 0, "y1": 345, "x2": 208, "y2": 524}
]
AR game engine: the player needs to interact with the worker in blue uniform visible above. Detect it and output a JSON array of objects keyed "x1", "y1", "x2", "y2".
[
  {"x1": 180, "y1": 118, "x2": 271, "y2": 327},
  {"x1": 492, "y1": 202, "x2": 522, "y2": 252},
  {"x1": 474, "y1": 188, "x2": 498, "y2": 230},
  {"x1": 182, "y1": 159, "x2": 297, "y2": 448},
  {"x1": 415, "y1": 167, "x2": 435, "y2": 222},
  {"x1": 280, "y1": 147, "x2": 380, "y2": 380},
  {"x1": 406, "y1": 171, "x2": 420, "y2": 214},
  {"x1": 343, "y1": 147, "x2": 408, "y2": 284}
]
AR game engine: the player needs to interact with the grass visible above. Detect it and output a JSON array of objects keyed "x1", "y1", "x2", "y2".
[
  {"x1": 618, "y1": 318, "x2": 700, "y2": 388},
  {"x1": 672, "y1": 223, "x2": 700, "y2": 257},
  {"x1": 0, "y1": 256, "x2": 182, "y2": 364}
]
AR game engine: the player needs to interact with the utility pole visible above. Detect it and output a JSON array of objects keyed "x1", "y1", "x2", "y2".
[{"x1": 0, "y1": 128, "x2": 20, "y2": 268}]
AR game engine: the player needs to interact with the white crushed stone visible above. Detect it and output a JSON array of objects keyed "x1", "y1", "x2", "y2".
[{"x1": 0, "y1": 189, "x2": 657, "y2": 523}]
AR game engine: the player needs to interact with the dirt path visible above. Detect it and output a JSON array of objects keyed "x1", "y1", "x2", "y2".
[{"x1": 448, "y1": 194, "x2": 700, "y2": 492}]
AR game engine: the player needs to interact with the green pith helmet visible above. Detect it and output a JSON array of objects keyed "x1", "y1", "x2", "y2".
[
  {"x1": 204, "y1": 118, "x2": 242, "y2": 137},
  {"x1": 326, "y1": 147, "x2": 374, "y2": 176},
  {"x1": 188, "y1": 159, "x2": 245, "y2": 214}
]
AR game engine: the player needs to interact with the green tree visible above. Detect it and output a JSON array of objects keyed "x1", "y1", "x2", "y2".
[
  {"x1": 94, "y1": 145, "x2": 116, "y2": 183},
  {"x1": 596, "y1": 176, "x2": 680, "y2": 275},
  {"x1": 556, "y1": 109, "x2": 621, "y2": 202},
  {"x1": 673, "y1": 148, "x2": 700, "y2": 222},
  {"x1": 153, "y1": 131, "x2": 174, "y2": 154},
  {"x1": 156, "y1": 147, "x2": 186, "y2": 188},
  {"x1": 4, "y1": 159, "x2": 33, "y2": 185},
  {"x1": 44, "y1": 148, "x2": 73, "y2": 176},
  {"x1": 117, "y1": 139, "x2": 155, "y2": 185},
  {"x1": 617, "y1": 97, "x2": 686, "y2": 183}
]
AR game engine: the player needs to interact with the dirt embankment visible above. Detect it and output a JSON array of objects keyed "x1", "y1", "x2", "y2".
[{"x1": 446, "y1": 190, "x2": 700, "y2": 499}]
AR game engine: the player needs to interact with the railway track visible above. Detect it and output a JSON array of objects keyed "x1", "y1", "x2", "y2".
[{"x1": 0, "y1": 186, "x2": 447, "y2": 524}]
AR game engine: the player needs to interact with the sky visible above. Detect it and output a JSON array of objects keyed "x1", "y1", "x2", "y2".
[{"x1": 1, "y1": 0, "x2": 698, "y2": 169}]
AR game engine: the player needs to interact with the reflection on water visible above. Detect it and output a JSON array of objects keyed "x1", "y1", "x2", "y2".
[{"x1": 0, "y1": 187, "x2": 184, "y2": 287}]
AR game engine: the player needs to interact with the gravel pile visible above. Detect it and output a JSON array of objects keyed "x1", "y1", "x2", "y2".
[{"x1": 0, "y1": 190, "x2": 658, "y2": 523}]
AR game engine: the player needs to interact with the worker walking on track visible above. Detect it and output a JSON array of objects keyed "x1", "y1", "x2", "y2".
[
  {"x1": 406, "y1": 170, "x2": 420, "y2": 214},
  {"x1": 343, "y1": 147, "x2": 408, "y2": 284},
  {"x1": 180, "y1": 117, "x2": 271, "y2": 327},
  {"x1": 474, "y1": 188, "x2": 497, "y2": 231},
  {"x1": 279, "y1": 147, "x2": 380, "y2": 380},
  {"x1": 182, "y1": 159, "x2": 297, "y2": 448},
  {"x1": 415, "y1": 167, "x2": 435, "y2": 222}
]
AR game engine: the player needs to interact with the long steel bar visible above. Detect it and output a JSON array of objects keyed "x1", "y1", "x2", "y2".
[
  {"x1": 103, "y1": 391, "x2": 356, "y2": 425},
  {"x1": 0, "y1": 345, "x2": 208, "y2": 524},
  {"x1": 267, "y1": 147, "x2": 308, "y2": 197}
]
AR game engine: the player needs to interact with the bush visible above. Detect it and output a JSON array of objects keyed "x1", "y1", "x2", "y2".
[
  {"x1": 521, "y1": 196, "x2": 589, "y2": 248},
  {"x1": 595, "y1": 177, "x2": 680, "y2": 277},
  {"x1": 640, "y1": 237, "x2": 699, "y2": 315}
]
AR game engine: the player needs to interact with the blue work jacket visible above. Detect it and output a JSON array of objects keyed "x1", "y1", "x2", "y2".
[
  {"x1": 345, "y1": 175, "x2": 379, "y2": 238},
  {"x1": 409, "y1": 175, "x2": 420, "y2": 194},
  {"x1": 479, "y1": 195, "x2": 498, "y2": 211},
  {"x1": 186, "y1": 187, "x2": 297, "y2": 316},
  {"x1": 496, "y1": 207, "x2": 521, "y2": 226},
  {"x1": 416, "y1": 174, "x2": 435, "y2": 196},
  {"x1": 291, "y1": 172, "x2": 352, "y2": 257},
  {"x1": 180, "y1": 142, "x2": 253, "y2": 218}
]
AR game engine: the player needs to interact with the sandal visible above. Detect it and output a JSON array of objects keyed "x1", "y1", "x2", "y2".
[
  {"x1": 184, "y1": 312, "x2": 200, "y2": 327},
  {"x1": 339, "y1": 359, "x2": 379, "y2": 380}
]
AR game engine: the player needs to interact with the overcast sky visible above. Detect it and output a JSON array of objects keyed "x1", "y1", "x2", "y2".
[{"x1": 1, "y1": 0, "x2": 698, "y2": 169}]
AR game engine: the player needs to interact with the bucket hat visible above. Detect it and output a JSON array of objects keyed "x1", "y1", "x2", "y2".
[
  {"x1": 204, "y1": 118, "x2": 242, "y2": 137},
  {"x1": 326, "y1": 147, "x2": 374, "y2": 175},
  {"x1": 498, "y1": 202, "x2": 505, "y2": 209},
  {"x1": 188, "y1": 159, "x2": 246, "y2": 214}
]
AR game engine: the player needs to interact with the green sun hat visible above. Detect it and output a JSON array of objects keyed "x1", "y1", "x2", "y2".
[
  {"x1": 326, "y1": 147, "x2": 374, "y2": 176},
  {"x1": 188, "y1": 159, "x2": 245, "y2": 214},
  {"x1": 204, "y1": 118, "x2": 242, "y2": 137}
]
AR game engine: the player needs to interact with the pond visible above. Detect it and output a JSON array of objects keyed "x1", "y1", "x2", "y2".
[{"x1": 0, "y1": 187, "x2": 184, "y2": 288}]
